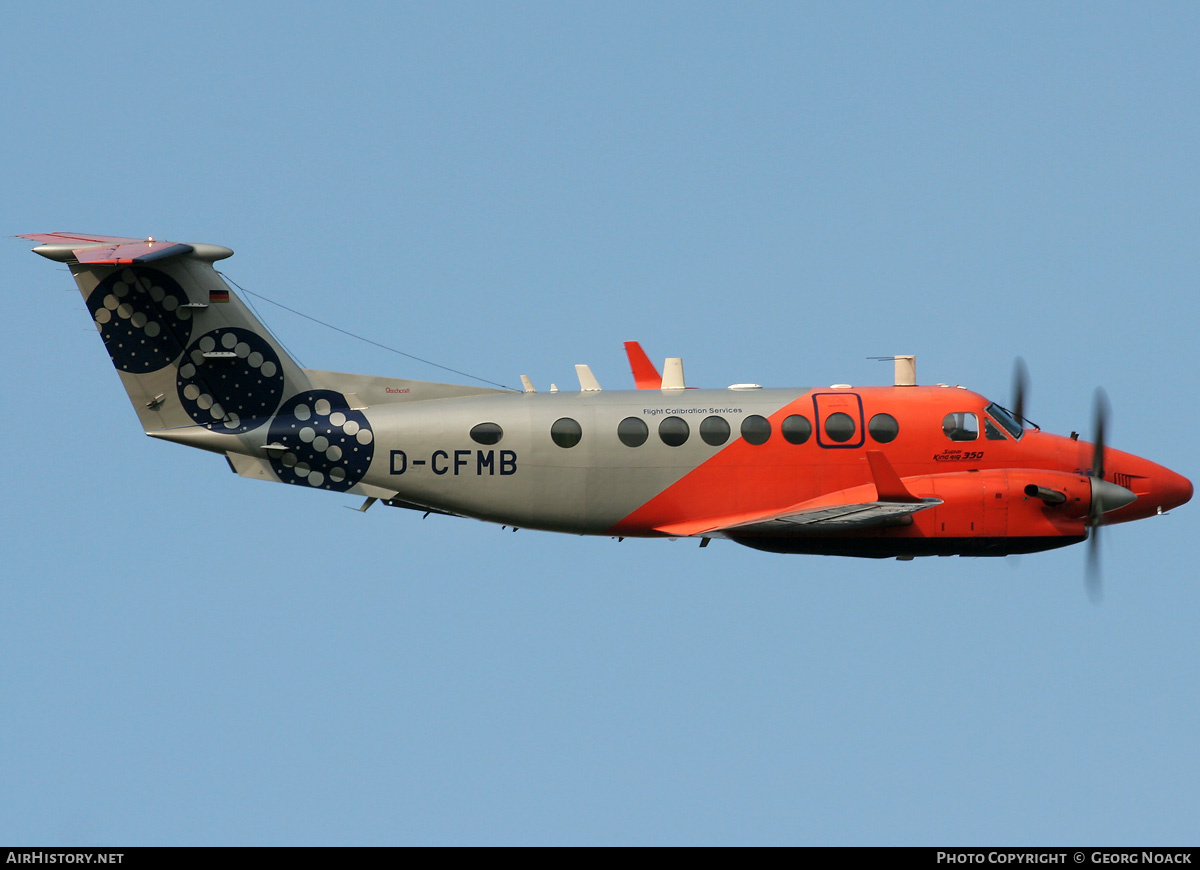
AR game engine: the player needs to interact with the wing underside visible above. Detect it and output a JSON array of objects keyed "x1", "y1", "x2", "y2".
[
  {"x1": 712, "y1": 499, "x2": 939, "y2": 536},
  {"x1": 656, "y1": 498, "x2": 940, "y2": 538}
]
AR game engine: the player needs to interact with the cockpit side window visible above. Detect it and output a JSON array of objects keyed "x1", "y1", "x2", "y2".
[
  {"x1": 985, "y1": 419, "x2": 1007, "y2": 440},
  {"x1": 985, "y1": 403, "x2": 1024, "y2": 440},
  {"x1": 943, "y1": 412, "x2": 979, "y2": 442}
]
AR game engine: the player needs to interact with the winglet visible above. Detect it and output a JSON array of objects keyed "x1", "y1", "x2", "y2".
[
  {"x1": 866, "y1": 451, "x2": 920, "y2": 502},
  {"x1": 623, "y1": 341, "x2": 662, "y2": 389}
]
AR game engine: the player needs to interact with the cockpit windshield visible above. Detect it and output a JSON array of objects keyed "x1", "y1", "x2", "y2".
[{"x1": 985, "y1": 403, "x2": 1024, "y2": 440}]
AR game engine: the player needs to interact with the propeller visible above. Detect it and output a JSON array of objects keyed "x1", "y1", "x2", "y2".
[
  {"x1": 1085, "y1": 388, "x2": 1110, "y2": 603},
  {"x1": 1012, "y1": 362, "x2": 1132, "y2": 602},
  {"x1": 1012, "y1": 356, "x2": 1030, "y2": 426},
  {"x1": 1084, "y1": 389, "x2": 1136, "y2": 602}
]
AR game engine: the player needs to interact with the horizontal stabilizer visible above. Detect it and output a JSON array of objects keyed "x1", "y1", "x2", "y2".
[
  {"x1": 19, "y1": 232, "x2": 151, "y2": 246},
  {"x1": 20, "y1": 232, "x2": 234, "y2": 264},
  {"x1": 75, "y1": 241, "x2": 194, "y2": 265}
]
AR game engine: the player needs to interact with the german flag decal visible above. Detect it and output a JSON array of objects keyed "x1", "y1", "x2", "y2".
[{"x1": 210, "y1": 288, "x2": 230, "y2": 303}]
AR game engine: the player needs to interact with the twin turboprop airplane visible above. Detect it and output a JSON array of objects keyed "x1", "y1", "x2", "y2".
[{"x1": 24, "y1": 232, "x2": 1192, "y2": 591}]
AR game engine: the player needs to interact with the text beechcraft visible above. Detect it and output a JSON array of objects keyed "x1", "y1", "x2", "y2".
[{"x1": 24, "y1": 233, "x2": 1191, "y2": 592}]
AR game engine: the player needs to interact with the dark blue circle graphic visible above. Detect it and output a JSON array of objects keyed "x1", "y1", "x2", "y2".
[
  {"x1": 86, "y1": 267, "x2": 196, "y2": 373},
  {"x1": 267, "y1": 390, "x2": 374, "y2": 492},
  {"x1": 177, "y1": 327, "x2": 285, "y2": 433}
]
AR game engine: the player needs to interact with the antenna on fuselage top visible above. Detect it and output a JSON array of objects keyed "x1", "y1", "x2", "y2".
[
  {"x1": 575, "y1": 365, "x2": 602, "y2": 391},
  {"x1": 869, "y1": 355, "x2": 916, "y2": 386},
  {"x1": 661, "y1": 357, "x2": 686, "y2": 390}
]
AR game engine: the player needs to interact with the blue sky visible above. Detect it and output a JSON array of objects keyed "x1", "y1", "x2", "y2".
[{"x1": 2, "y1": 1, "x2": 1197, "y2": 845}]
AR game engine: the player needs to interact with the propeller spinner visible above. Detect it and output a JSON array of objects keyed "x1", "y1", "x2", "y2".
[{"x1": 1012, "y1": 356, "x2": 1030, "y2": 427}]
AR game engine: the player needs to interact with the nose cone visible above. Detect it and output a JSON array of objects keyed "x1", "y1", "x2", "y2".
[
  {"x1": 1095, "y1": 446, "x2": 1192, "y2": 523},
  {"x1": 1157, "y1": 467, "x2": 1193, "y2": 513}
]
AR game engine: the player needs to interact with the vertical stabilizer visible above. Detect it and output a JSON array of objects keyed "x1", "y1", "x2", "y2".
[{"x1": 26, "y1": 233, "x2": 311, "y2": 435}]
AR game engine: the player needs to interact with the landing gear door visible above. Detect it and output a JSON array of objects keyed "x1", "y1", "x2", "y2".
[{"x1": 812, "y1": 392, "x2": 865, "y2": 449}]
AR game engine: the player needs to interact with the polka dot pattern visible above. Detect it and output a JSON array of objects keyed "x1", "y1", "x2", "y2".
[
  {"x1": 267, "y1": 390, "x2": 374, "y2": 492},
  {"x1": 176, "y1": 327, "x2": 285, "y2": 433},
  {"x1": 86, "y1": 267, "x2": 195, "y2": 373}
]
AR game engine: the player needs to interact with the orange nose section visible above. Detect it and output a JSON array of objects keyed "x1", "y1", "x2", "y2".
[
  {"x1": 1103, "y1": 449, "x2": 1192, "y2": 523},
  {"x1": 1157, "y1": 468, "x2": 1193, "y2": 513}
]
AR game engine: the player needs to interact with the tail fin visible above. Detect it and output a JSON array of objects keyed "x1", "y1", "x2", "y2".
[
  {"x1": 26, "y1": 233, "x2": 505, "y2": 499},
  {"x1": 24, "y1": 233, "x2": 311, "y2": 435}
]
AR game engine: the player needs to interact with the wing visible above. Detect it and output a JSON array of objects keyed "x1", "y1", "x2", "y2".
[
  {"x1": 656, "y1": 497, "x2": 940, "y2": 537},
  {"x1": 653, "y1": 451, "x2": 940, "y2": 537},
  {"x1": 708, "y1": 499, "x2": 938, "y2": 535}
]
